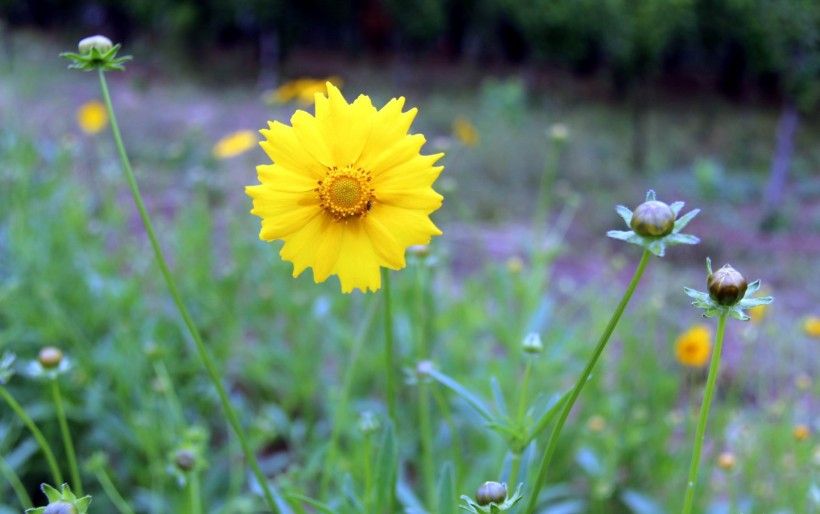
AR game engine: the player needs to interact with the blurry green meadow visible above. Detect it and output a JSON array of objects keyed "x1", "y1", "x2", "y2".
[{"x1": 1, "y1": 30, "x2": 819, "y2": 513}]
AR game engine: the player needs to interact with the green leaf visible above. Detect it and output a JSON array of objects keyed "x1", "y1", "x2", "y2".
[
  {"x1": 342, "y1": 474, "x2": 365, "y2": 514},
  {"x1": 374, "y1": 421, "x2": 397, "y2": 513},
  {"x1": 436, "y1": 462, "x2": 455, "y2": 514},
  {"x1": 665, "y1": 233, "x2": 699, "y2": 246},
  {"x1": 683, "y1": 288, "x2": 709, "y2": 301},
  {"x1": 606, "y1": 230, "x2": 633, "y2": 241},
  {"x1": 426, "y1": 368, "x2": 493, "y2": 422},
  {"x1": 620, "y1": 489, "x2": 664, "y2": 514},
  {"x1": 490, "y1": 377, "x2": 508, "y2": 417}
]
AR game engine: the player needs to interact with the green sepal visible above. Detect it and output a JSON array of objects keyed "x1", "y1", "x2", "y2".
[
  {"x1": 60, "y1": 44, "x2": 132, "y2": 72},
  {"x1": 43, "y1": 484, "x2": 62, "y2": 503}
]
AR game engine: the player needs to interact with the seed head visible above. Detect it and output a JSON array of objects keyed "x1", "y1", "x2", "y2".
[{"x1": 707, "y1": 264, "x2": 747, "y2": 307}]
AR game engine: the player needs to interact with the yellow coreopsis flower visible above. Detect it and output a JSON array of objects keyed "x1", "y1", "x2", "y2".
[
  {"x1": 804, "y1": 316, "x2": 820, "y2": 338},
  {"x1": 452, "y1": 117, "x2": 479, "y2": 146},
  {"x1": 213, "y1": 130, "x2": 257, "y2": 159},
  {"x1": 76, "y1": 100, "x2": 108, "y2": 134},
  {"x1": 674, "y1": 324, "x2": 712, "y2": 367},
  {"x1": 265, "y1": 77, "x2": 343, "y2": 105},
  {"x1": 793, "y1": 424, "x2": 810, "y2": 441},
  {"x1": 246, "y1": 83, "x2": 444, "y2": 293}
]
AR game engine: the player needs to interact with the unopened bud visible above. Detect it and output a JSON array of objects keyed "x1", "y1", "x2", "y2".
[
  {"x1": 174, "y1": 449, "x2": 197, "y2": 471},
  {"x1": 38, "y1": 347, "x2": 63, "y2": 369},
  {"x1": 357, "y1": 410, "x2": 380, "y2": 436},
  {"x1": 43, "y1": 502, "x2": 79, "y2": 514},
  {"x1": 521, "y1": 332, "x2": 543, "y2": 354},
  {"x1": 475, "y1": 481, "x2": 506, "y2": 506},
  {"x1": 707, "y1": 264, "x2": 747, "y2": 306},
  {"x1": 78, "y1": 35, "x2": 113, "y2": 54},
  {"x1": 630, "y1": 200, "x2": 675, "y2": 237}
]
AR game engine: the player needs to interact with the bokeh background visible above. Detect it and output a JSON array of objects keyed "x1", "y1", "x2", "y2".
[{"x1": 1, "y1": 1, "x2": 819, "y2": 512}]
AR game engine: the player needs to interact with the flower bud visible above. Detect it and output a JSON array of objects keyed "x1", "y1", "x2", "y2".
[
  {"x1": 475, "y1": 481, "x2": 506, "y2": 506},
  {"x1": 707, "y1": 264, "x2": 747, "y2": 306},
  {"x1": 44, "y1": 502, "x2": 79, "y2": 514},
  {"x1": 174, "y1": 449, "x2": 197, "y2": 471},
  {"x1": 357, "y1": 410, "x2": 380, "y2": 436},
  {"x1": 521, "y1": 332, "x2": 543, "y2": 354},
  {"x1": 78, "y1": 35, "x2": 113, "y2": 55},
  {"x1": 38, "y1": 347, "x2": 63, "y2": 369},
  {"x1": 630, "y1": 200, "x2": 675, "y2": 237}
]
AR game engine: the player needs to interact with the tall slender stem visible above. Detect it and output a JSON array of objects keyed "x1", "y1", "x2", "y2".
[
  {"x1": 51, "y1": 379, "x2": 82, "y2": 495},
  {"x1": 0, "y1": 386, "x2": 63, "y2": 485},
  {"x1": 96, "y1": 69, "x2": 280, "y2": 513},
  {"x1": 680, "y1": 312, "x2": 727, "y2": 514},
  {"x1": 190, "y1": 472, "x2": 203, "y2": 514},
  {"x1": 523, "y1": 249, "x2": 651, "y2": 514},
  {"x1": 0, "y1": 451, "x2": 33, "y2": 509},
  {"x1": 382, "y1": 269, "x2": 396, "y2": 423},
  {"x1": 415, "y1": 264, "x2": 435, "y2": 508}
]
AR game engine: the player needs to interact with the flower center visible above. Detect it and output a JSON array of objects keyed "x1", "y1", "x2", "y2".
[{"x1": 316, "y1": 166, "x2": 375, "y2": 221}]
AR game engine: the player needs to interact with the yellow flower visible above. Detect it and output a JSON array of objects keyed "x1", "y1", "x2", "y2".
[
  {"x1": 453, "y1": 117, "x2": 479, "y2": 147},
  {"x1": 717, "y1": 451, "x2": 736, "y2": 470},
  {"x1": 213, "y1": 130, "x2": 257, "y2": 159},
  {"x1": 76, "y1": 100, "x2": 108, "y2": 134},
  {"x1": 793, "y1": 424, "x2": 810, "y2": 441},
  {"x1": 674, "y1": 324, "x2": 712, "y2": 367},
  {"x1": 265, "y1": 77, "x2": 343, "y2": 105},
  {"x1": 246, "y1": 83, "x2": 443, "y2": 293},
  {"x1": 804, "y1": 316, "x2": 820, "y2": 338}
]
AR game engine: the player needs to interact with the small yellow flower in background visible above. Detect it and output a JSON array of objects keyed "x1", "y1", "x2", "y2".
[
  {"x1": 795, "y1": 373, "x2": 812, "y2": 392},
  {"x1": 717, "y1": 451, "x2": 736, "y2": 470},
  {"x1": 793, "y1": 424, "x2": 810, "y2": 441},
  {"x1": 587, "y1": 415, "x2": 607, "y2": 433},
  {"x1": 264, "y1": 77, "x2": 343, "y2": 105},
  {"x1": 804, "y1": 316, "x2": 820, "y2": 338},
  {"x1": 76, "y1": 100, "x2": 108, "y2": 134},
  {"x1": 506, "y1": 256, "x2": 524, "y2": 274},
  {"x1": 674, "y1": 324, "x2": 712, "y2": 367},
  {"x1": 549, "y1": 123, "x2": 569, "y2": 142},
  {"x1": 213, "y1": 130, "x2": 257, "y2": 159},
  {"x1": 246, "y1": 83, "x2": 443, "y2": 293},
  {"x1": 453, "y1": 117, "x2": 479, "y2": 147}
]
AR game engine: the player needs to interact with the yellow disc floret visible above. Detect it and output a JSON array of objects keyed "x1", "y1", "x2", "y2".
[{"x1": 317, "y1": 166, "x2": 375, "y2": 221}]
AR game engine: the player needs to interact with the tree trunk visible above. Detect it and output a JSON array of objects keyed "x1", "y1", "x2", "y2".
[{"x1": 761, "y1": 101, "x2": 799, "y2": 230}]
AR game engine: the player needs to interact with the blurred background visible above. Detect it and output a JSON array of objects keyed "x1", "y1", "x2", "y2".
[
  {"x1": 1, "y1": 1, "x2": 820, "y2": 512},
  {"x1": 2, "y1": 0, "x2": 818, "y2": 300}
]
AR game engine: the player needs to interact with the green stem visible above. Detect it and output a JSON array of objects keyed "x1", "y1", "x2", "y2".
[
  {"x1": 190, "y1": 472, "x2": 203, "y2": 514},
  {"x1": 523, "y1": 249, "x2": 651, "y2": 514},
  {"x1": 363, "y1": 437, "x2": 373, "y2": 514},
  {"x1": 680, "y1": 312, "x2": 727, "y2": 514},
  {"x1": 93, "y1": 466, "x2": 136, "y2": 514},
  {"x1": 96, "y1": 68, "x2": 280, "y2": 513},
  {"x1": 152, "y1": 359, "x2": 185, "y2": 428},
  {"x1": 517, "y1": 359, "x2": 533, "y2": 423},
  {"x1": 506, "y1": 450, "x2": 522, "y2": 491},
  {"x1": 0, "y1": 386, "x2": 63, "y2": 485},
  {"x1": 51, "y1": 378, "x2": 82, "y2": 496},
  {"x1": 319, "y1": 296, "x2": 380, "y2": 496},
  {"x1": 382, "y1": 269, "x2": 396, "y2": 423},
  {"x1": 415, "y1": 265, "x2": 435, "y2": 508},
  {"x1": 0, "y1": 451, "x2": 33, "y2": 509}
]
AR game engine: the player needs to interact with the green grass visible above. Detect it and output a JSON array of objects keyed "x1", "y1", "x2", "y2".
[{"x1": 1, "y1": 30, "x2": 818, "y2": 514}]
